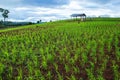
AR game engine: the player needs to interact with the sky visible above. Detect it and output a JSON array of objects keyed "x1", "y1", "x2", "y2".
[{"x1": 0, "y1": 0, "x2": 120, "y2": 22}]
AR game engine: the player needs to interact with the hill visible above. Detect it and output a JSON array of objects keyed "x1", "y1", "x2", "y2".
[{"x1": 0, "y1": 18, "x2": 120, "y2": 80}]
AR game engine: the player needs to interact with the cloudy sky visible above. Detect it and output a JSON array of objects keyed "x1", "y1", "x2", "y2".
[{"x1": 0, "y1": 0, "x2": 120, "y2": 22}]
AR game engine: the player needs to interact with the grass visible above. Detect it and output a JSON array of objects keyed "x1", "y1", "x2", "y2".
[{"x1": 0, "y1": 18, "x2": 120, "y2": 80}]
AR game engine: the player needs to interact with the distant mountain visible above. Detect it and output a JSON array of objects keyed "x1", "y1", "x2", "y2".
[
  {"x1": 99, "y1": 15, "x2": 110, "y2": 17},
  {"x1": 4, "y1": 21, "x2": 34, "y2": 26}
]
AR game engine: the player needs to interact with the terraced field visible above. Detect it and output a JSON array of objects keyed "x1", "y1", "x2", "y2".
[{"x1": 0, "y1": 18, "x2": 120, "y2": 80}]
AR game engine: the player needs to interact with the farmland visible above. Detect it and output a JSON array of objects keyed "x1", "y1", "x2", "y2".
[{"x1": 0, "y1": 18, "x2": 120, "y2": 80}]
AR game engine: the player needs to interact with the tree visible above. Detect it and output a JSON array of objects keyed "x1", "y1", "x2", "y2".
[
  {"x1": 0, "y1": 20, "x2": 3, "y2": 24},
  {"x1": 2, "y1": 9, "x2": 9, "y2": 22},
  {"x1": 0, "y1": 8, "x2": 10, "y2": 23},
  {"x1": 37, "y1": 20, "x2": 42, "y2": 24},
  {"x1": 0, "y1": 8, "x2": 4, "y2": 25},
  {"x1": 37, "y1": 21, "x2": 40, "y2": 23},
  {"x1": 0, "y1": 8, "x2": 4, "y2": 12},
  {"x1": 40, "y1": 20, "x2": 42, "y2": 22}
]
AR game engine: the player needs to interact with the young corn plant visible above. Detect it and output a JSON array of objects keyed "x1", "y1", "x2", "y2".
[
  {"x1": 46, "y1": 53, "x2": 54, "y2": 63},
  {"x1": 68, "y1": 75, "x2": 76, "y2": 80},
  {"x1": 41, "y1": 56, "x2": 48, "y2": 70},
  {"x1": 57, "y1": 72, "x2": 64, "y2": 80},
  {"x1": 0, "y1": 63, "x2": 5, "y2": 79},
  {"x1": 86, "y1": 68, "x2": 96, "y2": 80},
  {"x1": 47, "y1": 71, "x2": 52, "y2": 80},
  {"x1": 17, "y1": 68, "x2": 23, "y2": 80},
  {"x1": 65, "y1": 64, "x2": 70, "y2": 73},
  {"x1": 112, "y1": 61, "x2": 120, "y2": 80}
]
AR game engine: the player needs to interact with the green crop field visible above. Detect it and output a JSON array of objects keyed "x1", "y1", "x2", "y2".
[{"x1": 0, "y1": 18, "x2": 120, "y2": 80}]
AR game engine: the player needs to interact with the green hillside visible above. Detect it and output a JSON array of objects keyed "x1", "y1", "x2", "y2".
[{"x1": 0, "y1": 18, "x2": 120, "y2": 80}]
